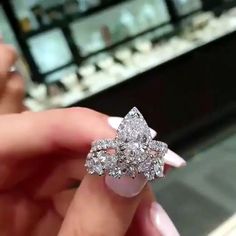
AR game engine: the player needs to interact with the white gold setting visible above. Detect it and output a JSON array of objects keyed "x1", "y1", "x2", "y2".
[{"x1": 85, "y1": 107, "x2": 168, "y2": 181}]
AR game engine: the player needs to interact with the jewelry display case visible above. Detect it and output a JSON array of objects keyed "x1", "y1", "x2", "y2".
[{"x1": 1, "y1": 0, "x2": 173, "y2": 108}]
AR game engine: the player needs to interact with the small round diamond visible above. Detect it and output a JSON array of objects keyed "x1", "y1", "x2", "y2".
[
  {"x1": 104, "y1": 155, "x2": 117, "y2": 171},
  {"x1": 138, "y1": 158, "x2": 152, "y2": 173},
  {"x1": 109, "y1": 167, "x2": 122, "y2": 178},
  {"x1": 121, "y1": 142, "x2": 146, "y2": 164},
  {"x1": 85, "y1": 156, "x2": 104, "y2": 176}
]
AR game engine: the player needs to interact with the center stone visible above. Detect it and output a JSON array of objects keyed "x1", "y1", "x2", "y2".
[{"x1": 123, "y1": 142, "x2": 146, "y2": 162}]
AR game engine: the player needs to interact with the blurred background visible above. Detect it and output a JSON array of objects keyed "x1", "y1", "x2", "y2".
[{"x1": 0, "y1": 0, "x2": 236, "y2": 235}]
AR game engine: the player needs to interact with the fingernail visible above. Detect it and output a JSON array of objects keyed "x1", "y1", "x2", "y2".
[
  {"x1": 164, "y1": 149, "x2": 186, "y2": 168},
  {"x1": 150, "y1": 202, "x2": 180, "y2": 236},
  {"x1": 108, "y1": 116, "x2": 157, "y2": 138},
  {"x1": 105, "y1": 175, "x2": 147, "y2": 198}
]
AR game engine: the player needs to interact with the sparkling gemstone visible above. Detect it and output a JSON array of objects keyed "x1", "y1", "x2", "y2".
[
  {"x1": 94, "y1": 162, "x2": 104, "y2": 175},
  {"x1": 109, "y1": 167, "x2": 122, "y2": 178},
  {"x1": 138, "y1": 158, "x2": 152, "y2": 173},
  {"x1": 92, "y1": 139, "x2": 117, "y2": 151},
  {"x1": 85, "y1": 159, "x2": 95, "y2": 174},
  {"x1": 103, "y1": 155, "x2": 117, "y2": 170},
  {"x1": 122, "y1": 142, "x2": 146, "y2": 163},
  {"x1": 138, "y1": 157, "x2": 164, "y2": 180},
  {"x1": 85, "y1": 157, "x2": 104, "y2": 175},
  {"x1": 144, "y1": 170, "x2": 156, "y2": 181},
  {"x1": 148, "y1": 141, "x2": 168, "y2": 158},
  {"x1": 117, "y1": 107, "x2": 151, "y2": 143},
  {"x1": 85, "y1": 152, "x2": 106, "y2": 176},
  {"x1": 154, "y1": 163, "x2": 162, "y2": 176},
  {"x1": 85, "y1": 107, "x2": 167, "y2": 181},
  {"x1": 127, "y1": 166, "x2": 137, "y2": 178},
  {"x1": 97, "y1": 151, "x2": 107, "y2": 162},
  {"x1": 148, "y1": 140, "x2": 160, "y2": 151}
]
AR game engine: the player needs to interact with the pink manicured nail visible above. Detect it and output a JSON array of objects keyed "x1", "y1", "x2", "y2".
[
  {"x1": 164, "y1": 149, "x2": 186, "y2": 168},
  {"x1": 108, "y1": 117, "x2": 157, "y2": 138},
  {"x1": 150, "y1": 202, "x2": 180, "y2": 236},
  {"x1": 105, "y1": 175, "x2": 147, "y2": 198}
]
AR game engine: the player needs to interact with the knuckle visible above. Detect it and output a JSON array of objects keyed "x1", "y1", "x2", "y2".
[
  {"x1": 0, "y1": 71, "x2": 7, "y2": 79},
  {"x1": 7, "y1": 73, "x2": 25, "y2": 96},
  {"x1": 61, "y1": 107, "x2": 105, "y2": 119},
  {"x1": 0, "y1": 45, "x2": 18, "y2": 79},
  {"x1": 4, "y1": 45, "x2": 17, "y2": 58},
  {"x1": 68, "y1": 107, "x2": 94, "y2": 114},
  {"x1": 0, "y1": 44, "x2": 17, "y2": 59}
]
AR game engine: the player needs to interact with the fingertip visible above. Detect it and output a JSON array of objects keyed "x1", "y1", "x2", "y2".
[
  {"x1": 0, "y1": 44, "x2": 18, "y2": 79},
  {"x1": 6, "y1": 72, "x2": 25, "y2": 97},
  {"x1": 164, "y1": 149, "x2": 186, "y2": 168},
  {"x1": 150, "y1": 129, "x2": 157, "y2": 138},
  {"x1": 108, "y1": 116, "x2": 122, "y2": 130},
  {"x1": 150, "y1": 202, "x2": 180, "y2": 236},
  {"x1": 105, "y1": 175, "x2": 147, "y2": 198}
]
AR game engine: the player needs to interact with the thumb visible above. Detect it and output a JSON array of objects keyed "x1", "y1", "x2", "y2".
[{"x1": 58, "y1": 174, "x2": 147, "y2": 236}]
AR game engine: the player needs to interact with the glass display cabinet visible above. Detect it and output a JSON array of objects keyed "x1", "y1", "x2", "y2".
[
  {"x1": 2, "y1": 0, "x2": 174, "y2": 109},
  {"x1": 1, "y1": 0, "x2": 236, "y2": 114}
]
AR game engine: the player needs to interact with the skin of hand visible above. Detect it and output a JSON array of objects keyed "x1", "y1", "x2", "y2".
[
  {"x1": 0, "y1": 108, "x2": 180, "y2": 236},
  {"x1": 0, "y1": 43, "x2": 25, "y2": 114}
]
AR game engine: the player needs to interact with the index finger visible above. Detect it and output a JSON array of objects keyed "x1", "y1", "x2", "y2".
[
  {"x1": 0, "y1": 108, "x2": 114, "y2": 161},
  {"x1": 0, "y1": 44, "x2": 18, "y2": 87}
]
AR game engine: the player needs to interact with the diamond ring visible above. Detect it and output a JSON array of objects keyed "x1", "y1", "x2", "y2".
[{"x1": 85, "y1": 107, "x2": 168, "y2": 181}]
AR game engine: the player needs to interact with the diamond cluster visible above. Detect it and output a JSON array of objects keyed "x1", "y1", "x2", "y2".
[{"x1": 85, "y1": 107, "x2": 168, "y2": 181}]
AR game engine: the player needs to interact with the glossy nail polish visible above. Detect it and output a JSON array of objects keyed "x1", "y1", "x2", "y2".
[
  {"x1": 163, "y1": 149, "x2": 186, "y2": 168},
  {"x1": 105, "y1": 175, "x2": 147, "y2": 198},
  {"x1": 150, "y1": 202, "x2": 180, "y2": 236}
]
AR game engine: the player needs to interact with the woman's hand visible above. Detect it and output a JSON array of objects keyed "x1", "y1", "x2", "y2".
[
  {"x1": 0, "y1": 43, "x2": 25, "y2": 114},
  {"x1": 0, "y1": 108, "x2": 180, "y2": 236}
]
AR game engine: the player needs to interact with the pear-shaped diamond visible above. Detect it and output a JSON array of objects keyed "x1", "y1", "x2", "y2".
[
  {"x1": 116, "y1": 107, "x2": 152, "y2": 174},
  {"x1": 117, "y1": 107, "x2": 151, "y2": 143}
]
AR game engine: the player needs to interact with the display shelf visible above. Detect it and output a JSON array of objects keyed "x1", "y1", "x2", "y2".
[
  {"x1": 203, "y1": 0, "x2": 236, "y2": 14},
  {"x1": 30, "y1": 21, "x2": 173, "y2": 78},
  {"x1": 83, "y1": 21, "x2": 172, "y2": 59},
  {"x1": 43, "y1": 60, "x2": 74, "y2": 76},
  {"x1": 165, "y1": 0, "x2": 202, "y2": 23},
  {"x1": 25, "y1": 9, "x2": 236, "y2": 111},
  {"x1": 23, "y1": 0, "x2": 132, "y2": 39},
  {"x1": 14, "y1": 0, "x2": 172, "y2": 81}
]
